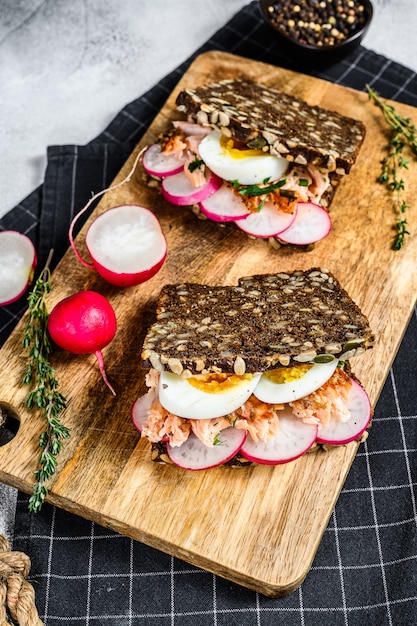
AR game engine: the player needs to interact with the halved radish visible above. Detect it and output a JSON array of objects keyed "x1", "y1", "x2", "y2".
[
  {"x1": 316, "y1": 378, "x2": 371, "y2": 445},
  {"x1": 240, "y1": 407, "x2": 318, "y2": 465},
  {"x1": 161, "y1": 169, "x2": 222, "y2": 206},
  {"x1": 278, "y1": 202, "x2": 331, "y2": 245},
  {"x1": 0, "y1": 231, "x2": 37, "y2": 306},
  {"x1": 167, "y1": 428, "x2": 247, "y2": 470},
  {"x1": 142, "y1": 144, "x2": 185, "y2": 178},
  {"x1": 84, "y1": 204, "x2": 167, "y2": 287},
  {"x1": 235, "y1": 202, "x2": 297, "y2": 238},
  {"x1": 199, "y1": 184, "x2": 251, "y2": 222}
]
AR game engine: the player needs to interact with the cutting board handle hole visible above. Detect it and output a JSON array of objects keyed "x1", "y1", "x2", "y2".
[{"x1": 0, "y1": 402, "x2": 20, "y2": 446}]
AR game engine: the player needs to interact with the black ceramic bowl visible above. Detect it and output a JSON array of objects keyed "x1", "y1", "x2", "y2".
[{"x1": 259, "y1": 0, "x2": 373, "y2": 66}]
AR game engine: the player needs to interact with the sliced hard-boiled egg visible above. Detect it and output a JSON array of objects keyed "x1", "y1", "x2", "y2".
[
  {"x1": 158, "y1": 370, "x2": 261, "y2": 420},
  {"x1": 253, "y1": 360, "x2": 339, "y2": 405},
  {"x1": 198, "y1": 130, "x2": 289, "y2": 185}
]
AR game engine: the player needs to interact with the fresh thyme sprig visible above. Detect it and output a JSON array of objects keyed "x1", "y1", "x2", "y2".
[
  {"x1": 366, "y1": 84, "x2": 417, "y2": 250},
  {"x1": 22, "y1": 250, "x2": 69, "y2": 512}
]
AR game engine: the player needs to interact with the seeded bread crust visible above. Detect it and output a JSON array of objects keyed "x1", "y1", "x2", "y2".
[
  {"x1": 141, "y1": 269, "x2": 374, "y2": 376},
  {"x1": 175, "y1": 79, "x2": 366, "y2": 175}
]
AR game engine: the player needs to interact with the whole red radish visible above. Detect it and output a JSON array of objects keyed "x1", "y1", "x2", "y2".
[
  {"x1": 47, "y1": 291, "x2": 117, "y2": 395},
  {"x1": 0, "y1": 231, "x2": 37, "y2": 306}
]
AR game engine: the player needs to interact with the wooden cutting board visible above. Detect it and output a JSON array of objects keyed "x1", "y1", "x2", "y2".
[{"x1": 1, "y1": 51, "x2": 417, "y2": 597}]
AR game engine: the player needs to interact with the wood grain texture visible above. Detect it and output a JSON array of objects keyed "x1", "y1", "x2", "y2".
[{"x1": 1, "y1": 51, "x2": 417, "y2": 597}]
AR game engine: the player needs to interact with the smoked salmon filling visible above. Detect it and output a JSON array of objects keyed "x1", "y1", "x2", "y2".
[
  {"x1": 140, "y1": 367, "x2": 352, "y2": 449},
  {"x1": 157, "y1": 121, "x2": 331, "y2": 211}
]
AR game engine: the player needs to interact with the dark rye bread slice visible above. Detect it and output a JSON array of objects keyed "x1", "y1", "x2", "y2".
[
  {"x1": 175, "y1": 79, "x2": 366, "y2": 175},
  {"x1": 141, "y1": 268, "x2": 374, "y2": 376}
]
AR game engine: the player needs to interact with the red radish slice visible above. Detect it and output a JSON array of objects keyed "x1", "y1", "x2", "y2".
[
  {"x1": 172, "y1": 121, "x2": 212, "y2": 136},
  {"x1": 85, "y1": 204, "x2": 167, "y2": 287},
  {"x1": 0, "y1": 231, "x2": 37, "y2": 306},
  {"x1": 161, "y1": 170, "x2": 222, "y2": 206},
  {"x1": 240, "y1": 407, "x2": 318, "y2": 465},
  {"x1": 316, "y1": 378, "x2": 371, "y2": 445},
  {"x1": 142, "y1": 144, "x2": 185, "y2": 178},
  {"x1": 235, "y1": 202, "x2": 297, "y2": 238},
  {"x1": 278, "y1": 202, "x2": 331, "y2": 245},
  {"x1": 131, "y1": 390, "x2": 169, "y2": 443},
  {"x1": 199, "y1": 184, "x2": 251, "y2": 222},
  {"x1": 131, "y1": 391, "x2": 156, "y2": 433},
  {"x1": 167, "y1": 428, "x2": 247, "y2": 470}
]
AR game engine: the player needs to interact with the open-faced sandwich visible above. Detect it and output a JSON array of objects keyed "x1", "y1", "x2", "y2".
[
  {"x1": 132, "y1": 268, "x2": 375, "y2": 469},
  {"x1": 141, "y1": 79, "x2": 366, "y2": 247}
]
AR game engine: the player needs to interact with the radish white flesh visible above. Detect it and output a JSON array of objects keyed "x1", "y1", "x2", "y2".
[
  {"x1": 161, "y1": 169, "x2": 222, "y2": 206},
  {"x1": 85, "y1": 205, "x2": 167, "y2": 287},
  {"x1": 131, "y1": 390, "x2": 169, "y2": 443},
  {"x1": 240, "y1": 407, "x2": 318, "y2": 465},
  {"x1": 172, "y1": 121, "x2": 212, "y2": 136},
  {"x1": 167, "y1": 428, "x2": 247, "y2": 470},
  {"x1": 48, "y1": 291, "x2": 117, "y2": 395},
  {"x1": 316, "y1": 378, "x2": 371, "y2": 445},
  {"x1": 199, "y1": 184, "x2": 251, "y2": 222},
  {"x1": 278, "y1": 202, "x2": 331, "y2": 245},
  {"x1": 0, "y1": 231, "x2": 37, "y2": 306},
  {"x1": 142, "y1": 144, "x2": 185, "y2": 178},
  {"x1": 131, "y1": 390, "x2": 156, "y2": 433},
  {"x1": 235, "y1": 202, "x2": 297, "y2": 238}
]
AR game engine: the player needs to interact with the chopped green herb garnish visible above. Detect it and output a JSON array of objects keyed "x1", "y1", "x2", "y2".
[
  {"x1": 231, "y1": 177, "x2": 287, "y2": 197},
  {"x1": 188, "y1": 156, "x2": 204, "y2": 173}
]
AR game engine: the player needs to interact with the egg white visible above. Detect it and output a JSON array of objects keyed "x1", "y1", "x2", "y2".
[
  {"x1": 198, "y1": 130, "x2": 289, "y2": 185},
  {"x1": 253, "y1": 360, "x2": 339, "y2": 405},
  {"x1": 158, "y1": 370, "x2": 262, "y2": 420}
]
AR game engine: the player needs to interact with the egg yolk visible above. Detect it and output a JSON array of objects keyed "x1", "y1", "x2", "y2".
[
  {"x1": 220, "y1": 135, "x2": 265, "y2": 159},
  {"x1": 187, "y1": 372, "x2": 254, "y2": 394},
  {"x1": 264, "y1": 365, "x2": 313, "y2": 384}
]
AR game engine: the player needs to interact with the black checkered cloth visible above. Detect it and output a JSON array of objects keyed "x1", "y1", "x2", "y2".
[{"x1": 1, "y1": 2, "x2": 417, "y2": 624}]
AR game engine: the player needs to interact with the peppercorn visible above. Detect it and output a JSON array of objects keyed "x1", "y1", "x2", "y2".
[{"x1": 267, "y1": 0, "x2": 368, "y2": 47}]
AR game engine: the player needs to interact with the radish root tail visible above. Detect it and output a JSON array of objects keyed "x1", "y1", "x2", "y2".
[
  {"x1": 68, "y1": 146, "x2": 147, "y2": 269},
  {"x1": 94, "y1": 350, "x2": 116, "y2": 396}
]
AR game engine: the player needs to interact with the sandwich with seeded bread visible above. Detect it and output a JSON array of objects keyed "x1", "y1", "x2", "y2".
[
  {"x1": 132, "y1": 269, "x2": 374, "y2": 469},
  {"x1": 141, "y1": 78, "x2": 366, "y2": 246}
]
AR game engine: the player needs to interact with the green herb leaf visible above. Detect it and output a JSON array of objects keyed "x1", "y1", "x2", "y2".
[
  {"x1": 235, "y1": 177, "x2": 287, "y2": 197},
  {"x1": 187, "y1": 156, "x2": 204, "y2": 173}
]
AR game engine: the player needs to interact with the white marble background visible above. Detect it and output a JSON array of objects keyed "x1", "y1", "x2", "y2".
[
  {"x1": 1, "y1": 0, "x2": 417, "y2": 539},
  {"x1": 1, "y1": 0, "x2": 417, "y2": 220}
]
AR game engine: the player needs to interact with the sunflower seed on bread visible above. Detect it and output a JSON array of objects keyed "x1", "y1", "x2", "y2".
[
  {"x1": 141, "y1": 268, "x2": 374, "y2": 376},
  {"x1": 175, "y1": 79, "x2": 366, "y2": 174}
]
